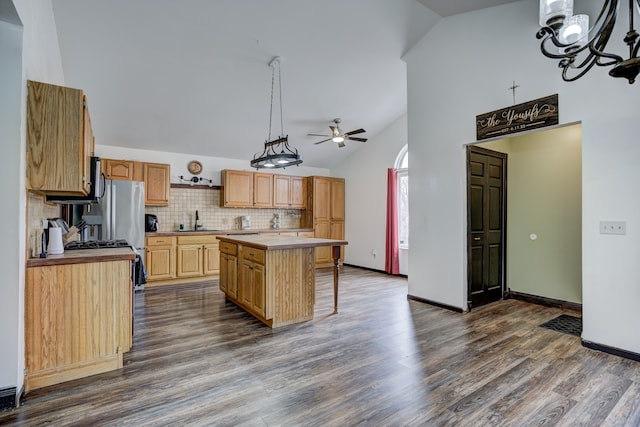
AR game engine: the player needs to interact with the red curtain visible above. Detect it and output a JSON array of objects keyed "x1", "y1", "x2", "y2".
[{"x1": 385, "y1": 168, "x2": 400, "y2": 275}]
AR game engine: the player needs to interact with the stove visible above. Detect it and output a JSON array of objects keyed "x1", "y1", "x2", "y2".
[{"x1": 64, "y1": 239, "x2": 131, "y2": 250}]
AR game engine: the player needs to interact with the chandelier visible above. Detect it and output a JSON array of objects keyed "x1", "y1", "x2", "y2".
[
  {"x1": 251, "y1": 57, "x2": 302, "y2": 169},
  {"x1": 537, "y1": 0, "x2": 640, "y2": 83}
]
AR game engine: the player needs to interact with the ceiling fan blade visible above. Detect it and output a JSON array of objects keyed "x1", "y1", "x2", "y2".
[
  {"x1": 313, "y1": 138, "x2": 332, "y2": 145},
  {"x1": 347, "y1": 137, "x2": 368, "y2": 142},
  {"x1": 345, "y1": 128, "x2": 365, "y2": 136},
  {"x1": 330, "y1": 125, "x2": 341, "y2": 137},
  {"x1": 337, "y1": 141, "x2": 346, "y2": 148},
  {"x1": 307, "y1": 133, "x2": 331, "y2": 137}
]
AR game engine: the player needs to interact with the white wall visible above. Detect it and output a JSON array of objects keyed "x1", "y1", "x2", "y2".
[
  {"x1": 1, "y1": 0, "x2": 64, "y2": 393},
  {"x1": 95, "y1": 145, "x2": 330, "y2": 185},
  {"x1": 405, "y1": 0, "x2": 640, "y2": 354},
  {"x1": 332, "y1": 114, "x2": 408, "y2": 271},
  {"x1": 0, "y1": 3, "x2": 23, "y2": 392}
]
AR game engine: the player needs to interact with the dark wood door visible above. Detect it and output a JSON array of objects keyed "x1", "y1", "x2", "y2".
[{"x1": 467, "y1": 146, "x2": 506, "y2": 309}]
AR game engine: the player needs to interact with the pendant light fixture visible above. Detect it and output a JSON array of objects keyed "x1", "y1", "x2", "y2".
[
  {"x1": 251, "y1": 57, "x2": 302, "y2": 169},
  {"x1": 537, "y1": 0, "x2": 640, "y2": 84}
]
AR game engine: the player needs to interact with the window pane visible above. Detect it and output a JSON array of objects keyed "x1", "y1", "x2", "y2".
[
  {"x1": 400, "y1": 152, "x2": 408, "y2": 169},
  {"x1": 398, "y1": 173, "x2": 409, "y2": 248}
]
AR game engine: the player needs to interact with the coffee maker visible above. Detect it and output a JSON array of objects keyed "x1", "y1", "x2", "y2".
[{"x1": 145, "y1": 214, "x2": 159, "y2": 232}]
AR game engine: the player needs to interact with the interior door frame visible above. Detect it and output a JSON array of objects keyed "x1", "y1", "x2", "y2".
[{"x1": 465, "y1": 145, "x2": 508, "y2": 310}]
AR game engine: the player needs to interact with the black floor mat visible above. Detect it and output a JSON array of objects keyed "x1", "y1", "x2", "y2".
[{"x1": 539, "y1": 314, "x2": 582, "y2": 337}]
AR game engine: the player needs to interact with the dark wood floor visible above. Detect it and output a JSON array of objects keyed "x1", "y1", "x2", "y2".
[{"x1": 2, "y1": 266, "x2": 640, "y2": 426}]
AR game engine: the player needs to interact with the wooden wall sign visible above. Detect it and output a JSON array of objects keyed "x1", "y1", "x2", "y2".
[{"x1": 476, "y1": 94, "x2": 558, "y2": 140}]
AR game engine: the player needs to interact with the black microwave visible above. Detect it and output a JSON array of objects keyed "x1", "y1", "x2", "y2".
[{"x1": 46, "y1": 157, "x2": 104, "y2": 204}]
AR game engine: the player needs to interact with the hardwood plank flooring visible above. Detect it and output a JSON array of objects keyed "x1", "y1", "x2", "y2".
[{"x1": 2, "y1": 266, "x2": 640, "y2": 426}]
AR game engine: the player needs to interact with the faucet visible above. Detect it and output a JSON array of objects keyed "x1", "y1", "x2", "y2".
[{"x1": 194, "y1": 210, "x2": 201, "y2": 230}]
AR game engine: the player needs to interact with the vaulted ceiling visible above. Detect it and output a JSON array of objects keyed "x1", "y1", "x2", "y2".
[{"x1": 51, "y1": 0, "x2": 522, "y2": 168}]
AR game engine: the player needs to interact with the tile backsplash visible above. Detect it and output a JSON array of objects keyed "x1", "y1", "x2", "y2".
[{"x1": 145, "y1": 187, "x2": 302, "y2": 232}]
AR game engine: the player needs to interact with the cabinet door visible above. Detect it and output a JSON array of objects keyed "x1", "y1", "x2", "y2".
[
  {"x1": 273, "y1": 175, "x2": 291, "y2": 208},
  {"x1": 290, "y1": 176, "x2": 306, "y2": 209},
  {"x1": 313, "y1": 177, "x2": 331, "y2": 221},
  {"x1": 204, "y1": 243, "x2": 220, "y2": 275},
  {"x1": 253, "y1": 173, "x2": 273, "y2": 207},
  {"x1": 331, "y1": 179, "x2": 345, "y2": 221},
  {"x1": 314, "y1": 221, "x2": 332, "y2": 265},
  {"x1": 82, "y1": 96, "x2": 94, "y2": 193},
  {"x1": 26, "y1": 80, "x2": 91, "y2": 196},
  {"x1": 177, "y1": 244, "x2": 203, "y2": 277},
  {"x1": 222, "y1": 170, "x2": 254, "y2": 207},
  {"x1": 144, "y1": 163, "x2": 170, "y2": 206},
  {"x1": 252, "y1": 263, "x2": 266, "y2": 317},
  {"x1": 223, "y1": 254, "x2": 238, "y2": 298},
  {"x1": 146, "y1": 245, "x2": 175, "y2": 281},
  {"x1": 238, "y1": 259, "x2": 254, "y2": 307},
  {"x1": 103, "y1": 159, "x2": 135, "y2": 180},
  {"x1": 331, "y1": 221, "x2": 345, "y2": 262}
]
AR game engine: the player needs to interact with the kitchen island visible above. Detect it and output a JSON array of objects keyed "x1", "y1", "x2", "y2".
[
  {"x1": 25, "y1": 248, "x2": 135, "y2": 392},
  {"x1": 216, "y1": 234, "x2": 348, "y2": 328}
]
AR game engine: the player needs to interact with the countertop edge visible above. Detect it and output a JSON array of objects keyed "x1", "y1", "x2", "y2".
[
  {"x1": 147, "y1": 228, "x2": 314, "y2": 237},
  {"x1": 216, "y1": 235, "x2": 348, "y2": 251},
  {"x1": 27, "y1": 248, "x2": 136, "y2": 267}
]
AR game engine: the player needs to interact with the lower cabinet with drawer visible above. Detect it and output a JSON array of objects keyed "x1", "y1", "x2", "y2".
[
  {"x1": 146, "y1": 235, "x2": 220, "y2": 285},
  {"x1": 146, "y1": 236, "x2": 176, "y2": 281}
]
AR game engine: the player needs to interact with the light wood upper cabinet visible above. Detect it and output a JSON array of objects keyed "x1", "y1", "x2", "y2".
[
  {"x1": 102, "y1": 159, "x2": 137, "y2": 181},
  {"x1": 222, "y1": 169, "x2": 254, "y2": 207},
  {"x1": 273, "y1": 175, "x2": 306, "y2": 209},
  {"x1": 253, "y1": 173, "x2": 273, "y2": 207},
  {"x1": 331, "y1": 179, "x2": 345, "y2": 221},
  {"x1": 26, "y1": 80, "x2": 94, "y2": 196},
  {"x1": 144, "y1": 162, "x2": 170, "y2": 206}
]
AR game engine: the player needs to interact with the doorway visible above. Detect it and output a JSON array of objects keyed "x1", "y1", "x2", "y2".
[
  {"x1": 467, "y1": 124, "x2": 583, "y2": 309},
  {"x1": 466, "y1": 146, "x2": 506, "y2": 309}
]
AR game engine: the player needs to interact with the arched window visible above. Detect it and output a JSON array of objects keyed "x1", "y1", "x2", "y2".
[{"x1": 395, "y1": 145, "x2": 408, "y2": 249}]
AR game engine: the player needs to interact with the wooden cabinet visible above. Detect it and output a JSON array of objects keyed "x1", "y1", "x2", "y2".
[
  {"x1": 176, "y1": 235, "x2": 219, "y2": 278},
  {"x1": 253, "y1": 173, "x2": 273, "y2": 207},
  {"x1": 237, "y1": 245, "x2": 267, "y2": 317},
  {"x1": 26, "y1": 80, "x2": 95, "y2": 196},
  {"x1": 146, "y1": 236, "x2": 176, "y2": 281},
  {"x1": 219, "y1": 241, "x2": 238, "y2": 298},
  {"x1": 102, "y1": 158, "x2": 143, "y2": 181},
  {"x1": 273, "y1": 175, "x2": 306, "y2": 209},
  {"x1": 222, "y1": 169, "x2": 254, "y2": 207},
  {"x1": 222, "y1": 169, "x2": 306, "y2": 209},
  {"x1": 177, "y1": 244, "x2": 203, "y2": 278},
  {"x1": 144, "y1": 162, "x2": 170, "y2": 206},
  {"x1": 25, "y1": 259, "x2": 132, "y2": 391},
  {"x1": 303, "y1": 176, "x2": 346, "y2": 267}
]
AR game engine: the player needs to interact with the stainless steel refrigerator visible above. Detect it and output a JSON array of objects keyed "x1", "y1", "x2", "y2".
[{"x1": 98, "y1": 180, "x2": 145, "y2": 251}]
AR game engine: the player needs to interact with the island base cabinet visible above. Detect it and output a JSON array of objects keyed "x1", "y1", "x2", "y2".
[
  {"x1": 220, "y1": 245, "x2": 315, "y2": 328},
  {"x1": 25, "y1": 260, "x2": 132, "y2": 392}
]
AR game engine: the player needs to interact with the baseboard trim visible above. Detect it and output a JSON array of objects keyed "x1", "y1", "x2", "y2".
[
  {"x1": 506, "y1": 290, "x2": 582, "y2": 312},
  {"x1": 343, "y1": 263, "x2": 407, "y2": 278},
  {"x1": 0, "y1": 386, "x2": 18, "y2": 410},
  {"x1": 582, "y1": 340, "x2": 640, "y2": 363},
  {"x1": 407, "y1": 294, "x2": 464, "y2": 313}
]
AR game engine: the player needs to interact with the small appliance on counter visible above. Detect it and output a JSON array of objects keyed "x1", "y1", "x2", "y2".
[
  {"x1": 239, "y1": 215, "x2": 251, "y2": 230},
  {"x1": 145, "y1": 214, "x2": 159, "y2": 232},
  {"x1": 47, "y1": 227, "x2": 64, "y2": 255}
]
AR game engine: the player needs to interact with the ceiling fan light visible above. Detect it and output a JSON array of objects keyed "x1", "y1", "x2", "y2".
[{"x1": 332, "y1": 136, "x2": 345, "y2": 143}]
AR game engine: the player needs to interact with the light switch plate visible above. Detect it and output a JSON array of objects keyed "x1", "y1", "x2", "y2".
[{"x1": 600, "y1": 221, "x2": 626, "y2": 235}]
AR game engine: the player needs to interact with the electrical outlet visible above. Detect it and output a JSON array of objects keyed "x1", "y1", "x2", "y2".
[{"x1": 600, "y1": 221, "x2": 626, "y2": 235}]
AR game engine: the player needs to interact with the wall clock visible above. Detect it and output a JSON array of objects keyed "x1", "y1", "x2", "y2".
[{"x1": 187, "y1": 160, "x2": 203, "y2": 175}]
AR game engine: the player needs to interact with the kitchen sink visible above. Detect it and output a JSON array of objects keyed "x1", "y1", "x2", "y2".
[{"x1": 178, "y1": 229, "x2": 223, "y2": 232}]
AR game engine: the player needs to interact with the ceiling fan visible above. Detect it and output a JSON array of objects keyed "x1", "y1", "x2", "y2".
[{"x1": 308, "y1": 118, "x2": 367, "y2": 148}]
